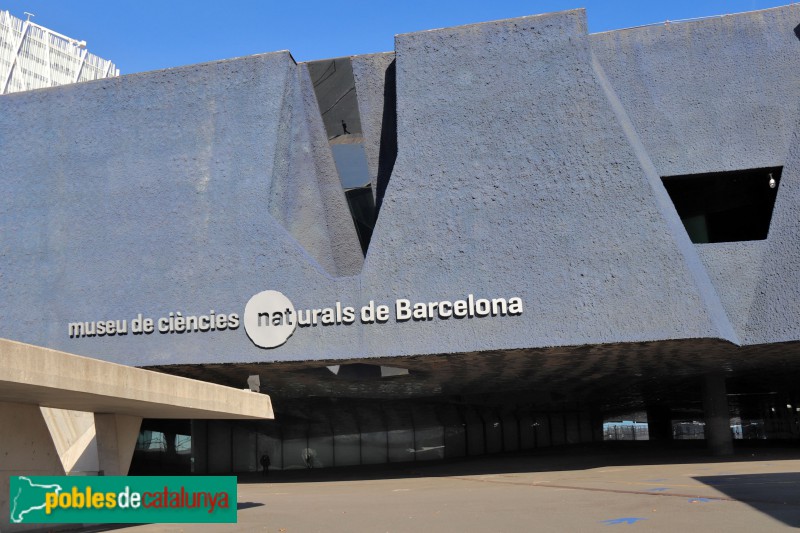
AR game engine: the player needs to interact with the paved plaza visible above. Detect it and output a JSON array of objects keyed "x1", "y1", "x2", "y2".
[{"x1": 78, "y1": 444, "x2": 800, "y2": 532}]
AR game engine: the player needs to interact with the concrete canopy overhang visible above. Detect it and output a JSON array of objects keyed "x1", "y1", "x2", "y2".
[
  {"x1": 0, "y1": 338, "x2": 273, "y2": 419},
  {"x1": 149, "y1": 338, "x2": 800, "y2": 414}
]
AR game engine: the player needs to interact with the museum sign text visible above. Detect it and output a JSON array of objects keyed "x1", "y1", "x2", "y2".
[{"x1": 67, "y1": 291, "x2": 523, "y2": 349}]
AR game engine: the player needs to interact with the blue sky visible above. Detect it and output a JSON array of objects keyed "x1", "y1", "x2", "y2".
[{"x1": 1, "y1": 1, "x2": 791, "y2": 73}]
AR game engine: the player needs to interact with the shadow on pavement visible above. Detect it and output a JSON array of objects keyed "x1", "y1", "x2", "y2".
[
  {"x1": 236, "y1": 501, "x2": 264, "y2": 510},
  {"x1": 694, "y1": 472, "x2": 800, "y2": 528}
]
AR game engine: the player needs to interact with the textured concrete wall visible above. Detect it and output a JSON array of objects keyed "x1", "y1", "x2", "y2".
[
  {"x1": 742, "y1": 124, "x2": 800, "y2": 344},
  {"x1": 697, "y1": 242, "x2": 765, "y2": 341},
  {"x1": 360, "y1": 8, "x2": 732, "y2": 357},
  {"x1": 591, "y1": 5, "x2": 800, "y2": 177},
  {"x1": 592, "y1": 4, "x2": 800, "y2": 345},
  {"x1": 1, "y1": 7, "x2": 799, "y2": 367},
  {"x1": 352, "y1": 52, "x2": 395, "y2": 195},
  {"x1": 0, "y1": 53, "x2": 364, "y2": 365}
]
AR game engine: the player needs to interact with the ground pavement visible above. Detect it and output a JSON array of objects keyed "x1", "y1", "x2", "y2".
[{"x1": 78, "y1": 443, "x2": 800, "y2": 532}]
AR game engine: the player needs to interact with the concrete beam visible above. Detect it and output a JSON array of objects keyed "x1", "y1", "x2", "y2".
[{"x1": 0, "y1": 338, "x2": 273, "y2": 419}]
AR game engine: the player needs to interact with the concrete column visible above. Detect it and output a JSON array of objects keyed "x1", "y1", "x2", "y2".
[
  {"x1": 646, "y1": 406, "x2": 673, "y2": 442},
  {"x1": 207, "y1": 420, "x2": 233, "y2": 474},
  {"x1": 590, "y1": 411, "x2": 604, "y2": 442},
  {"x1": 0, "y1": 402, "x2": 66, "y2": 532},
  {"x1": 95, "y1": 414, "x2": 142, "y2": 475},
  {"x1": 702, "y1": 373, "x2": 733, "y2": 456},
  {"x1": 190, "y1": 420, "x2": 208, "y2": 474},
  {"x1": 40, "y1": 407, "x2": 99, "y2": 475}
]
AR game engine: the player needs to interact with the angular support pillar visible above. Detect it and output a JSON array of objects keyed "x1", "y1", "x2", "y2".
[
  {"x1": 646, "y1": 405, "x2": 673, "y2": 442},
  {"x1": 95, "y1": 414, "x2": 142, "y2": 475},
  {"x1": 702, "y1": 373, "x2": 733, "y2": 456},
  {"x1": 41, "y1": 407, "x2": 99, "y2": 475},
  {"x1": 0, "y1": 402, "x2": 65, "y2": 532}
]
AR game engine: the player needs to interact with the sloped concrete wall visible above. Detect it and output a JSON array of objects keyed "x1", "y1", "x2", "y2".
[
  {"x1": 742, "y1": 123, "x2": 800, "y2": 344},
  {"x1": 697, "y1": 242, "x2": 765, "y2": 341},
  {"x1": 360, "y1": 9, "x2": 732, "y2": 355},
  {"x1": 0, "y1": 52, "x2": 364, "y2": 365},
  {"x1": 352, "y1": 52, "x2": 396, "y2": 196},
  {"x1": 1, "y1": 7, "x2": 799, "y2": 367},
  {"x1": 592, "y1": 4, "x2": 800, "y2": 345},
  {"x1": 268, "y1": 62, "x2": 364, "y2": 277},
  {"x1": 590, "y1": 5, "x2": 800, "y2": 177}
]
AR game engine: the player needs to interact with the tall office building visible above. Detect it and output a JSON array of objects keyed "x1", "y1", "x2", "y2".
[{"x1": 0, "y1": 10, "x2": 118, "y2": 95}]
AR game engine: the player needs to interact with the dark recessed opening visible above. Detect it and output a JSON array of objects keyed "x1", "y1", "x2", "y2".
[
  {"x1": 326, "y1": 363, "x2": 410, "y2": 380},
  {"x1": 661, "y1": 167, "x2": 782, "y2": 243},
  {"x1": 344, "y1": 186, "x2": 375, "y2": 254},
  {"x1": 307, "y1": 57, "x2": 378, "y2": 255}
]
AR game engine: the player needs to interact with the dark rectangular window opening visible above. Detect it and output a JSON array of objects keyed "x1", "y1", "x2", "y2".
[{"x1": 661, "y1": 167, "x2": 782, "y2": 243}]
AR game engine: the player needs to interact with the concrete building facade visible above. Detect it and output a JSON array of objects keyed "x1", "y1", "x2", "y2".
[{"x1": 2, "y1": 5, "x2": 800, "y2": 472}]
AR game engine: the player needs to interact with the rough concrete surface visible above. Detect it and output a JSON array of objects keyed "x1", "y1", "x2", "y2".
[
  {"x1": 362, "y1": 8, "x2": 730, "y2": 357},
  {"x1": 591, "y1": 4, "x2": 800, "y2": 346},
  {"x1": 1, "y1": 6, "x2": 800, "y2": 367},
  {"x1": 740, "y1": 122, "x2": 800, "y2": 345},
  {"x1": 590, "y1": 6, "x2": 800, "y2": 178},
  {"x1": 352, "y1": 52, "x2": 395, "y2": 195}
]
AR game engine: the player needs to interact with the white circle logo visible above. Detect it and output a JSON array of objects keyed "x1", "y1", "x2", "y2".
[{"x1": 244, "y1": 290, "x2": 297, "y2": 349}]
